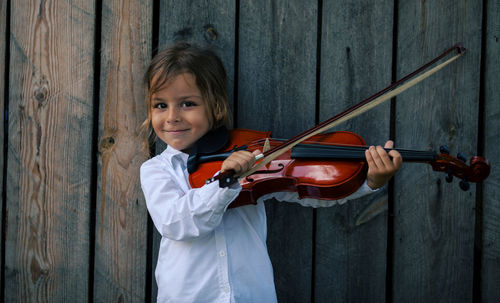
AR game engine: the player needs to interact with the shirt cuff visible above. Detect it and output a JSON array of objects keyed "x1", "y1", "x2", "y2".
[{"x1": 199, "y1": 179, "x2": 242, "y2": 215}]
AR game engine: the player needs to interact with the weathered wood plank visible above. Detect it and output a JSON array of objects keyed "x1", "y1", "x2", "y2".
[
  {"x1": 393, "y1": 1, "x2": 482, "y2": 301},
  {"x1": 158, "y1": 1, "x2": 236, "y2": 111},
  {"x1": 5, "y1": 0, "x2": 95, "y2": 301},
  {"x1": 315, "y1": 1, "x2": 394, "y2": 301},
  {"x1": 238, "y1": 1, "x2": 317, "y2": 301},
  {"x1": 93, "y1": 0, "x2": 152, "y2": 301},
  {"x1": 480, "y1": 0, "x2": 500, "y2": 301},
  {"x1": 0, "y1": 0, "x2": 6, "y2": 294},
  {"x1": 154, "y1": 1, "x2": 236, "y2": 301}
]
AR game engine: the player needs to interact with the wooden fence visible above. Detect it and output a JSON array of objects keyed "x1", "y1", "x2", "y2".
[{"x1": 1, "y1": 0, "x2": 499, "y2": 302}]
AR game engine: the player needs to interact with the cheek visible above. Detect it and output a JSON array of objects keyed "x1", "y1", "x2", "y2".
[{"x1": 151, "y1": 113, "x2": 163, "y2": 130}]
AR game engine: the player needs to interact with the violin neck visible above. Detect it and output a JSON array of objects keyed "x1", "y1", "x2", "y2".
[{"x1": 290, "y1": 144, "x2": 437, "y2": 162}]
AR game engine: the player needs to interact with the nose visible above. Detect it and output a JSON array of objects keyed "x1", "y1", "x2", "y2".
[{"x1": 166, "y1": 107, "x2": 181, "y2": 123}]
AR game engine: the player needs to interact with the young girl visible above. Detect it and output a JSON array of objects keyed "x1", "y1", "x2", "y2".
[{"x1": 140, "y1": 42, "x2": 402, "y2": 302}]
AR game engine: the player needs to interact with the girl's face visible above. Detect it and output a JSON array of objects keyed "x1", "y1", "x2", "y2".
[{"x1": 151, "y1": 73, "x2": 211, "y2": 153}]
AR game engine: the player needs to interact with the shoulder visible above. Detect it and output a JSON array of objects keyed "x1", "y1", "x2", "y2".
[
  {"x1": 141, "y1": 154, "x2": 168, "y2": 173},
  {"x1": 140, "y1": 151, "x2": 176, "y2": 186}
]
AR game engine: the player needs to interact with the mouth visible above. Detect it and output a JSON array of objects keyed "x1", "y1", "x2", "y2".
[{"x1": 166, "y1": 129, "x2": 189, "y2": 134}]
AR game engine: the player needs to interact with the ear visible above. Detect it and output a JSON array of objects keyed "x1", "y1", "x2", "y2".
[
  {"x1": 214, "y1": 110, "x2": 223, "y2": 122},
  {"x1": 213, "y1": 107, "x2": 225, "y2": 125}
]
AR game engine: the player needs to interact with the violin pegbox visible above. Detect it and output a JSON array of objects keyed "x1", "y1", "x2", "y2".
[{"x1": 431, "y1": 145, "x2": 491, "y2": 190}]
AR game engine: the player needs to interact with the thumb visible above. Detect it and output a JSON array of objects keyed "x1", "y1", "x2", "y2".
[{"x1": 252, "y1": 149, "x2": 262, "y2": 157}]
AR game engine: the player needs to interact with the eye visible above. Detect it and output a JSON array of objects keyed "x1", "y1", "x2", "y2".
[
  {"x1": 181, "y1": 101, "x2": 197, "y2": 108},
  {"x1": 153, "y1": 102, "x2": 167, "y2": 109}
]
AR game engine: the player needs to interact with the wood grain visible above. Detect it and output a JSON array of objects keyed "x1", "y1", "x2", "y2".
[
  {"x1": 93, "y1": 0, "x2": 152, "y2": 301},
  {"x1": 315, "y1": 1, "x2": 394, "y2": 301},
  {"x1": 238, "y1": 1, "x2": 317, "y2": 301},
  {"x1": 1, "y1": 1, "x2": 499, "y2": 302},
  {"x1": 480, "y1": 0, "x2": 500, "y2": 301},
  {"x1": 154, "y1": 1, "x2": 236, "y2": 300},
  {"x1": 158, "y1": 0, "x2": 236, "y2": 113},
  {"x1": 0, "y1": 0, "x2": 6, "y2": 294},
  {"x1": 393, "y1": 1, "x2": 482, "y2": 301},
  {"x1": 5, "y1": 0, "x2": 95, "y2": 301}
]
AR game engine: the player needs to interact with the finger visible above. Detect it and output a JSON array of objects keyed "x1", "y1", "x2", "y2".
[
  {"x1": 369, "y1": 145, "x2": 386, "y2": 169},
  {"x1": 384, "y1": 140, "x2": 394, "y2": 149},
  {"x1": 220, "y1": 158, "x2": 241, "y2": 174},
  {"x1": 221, "y1": 151, "x2": 255, "y2": 173},
  {"x1": 252, "y1": 149, "x2": 263, "y2": 160},
  {"x1": 388, "y1": 149, "x2": 403, "y2": 169},
  {"x1": 365, "y1": 148, "x2": 375, "y2": 167},
  {"x1": 376, "y1": 145, "x2": 395, "y2": 169}
]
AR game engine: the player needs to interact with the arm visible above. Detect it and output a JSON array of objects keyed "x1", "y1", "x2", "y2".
[
  {"x1": 140, "y1": 159, "x2": 240, "y2": 241},
  {"x1": 258, "y1": 180, "x2": 378, "y2": 208}
]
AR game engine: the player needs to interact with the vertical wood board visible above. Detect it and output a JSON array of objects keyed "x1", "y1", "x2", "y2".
[
  {"x1": 153, "y1": 2, "x2": 236, "y2": 301},
  {"x1": 393, "y1": 1, "x2": 482, "y2": 301},
  {"x1": 0, "y1": 0, "x2": 6, "y2": 293},
  {"x1": 5, "y1": 0, "x2": 95, "y2": 301},
  {"x1": 315, "y1": 2, "x2": 394, "y2": 301},
  {"x1": 238, "y1": 1, "x2": 317, "y2": 301},
  {"x1": 93, "y1": 0, "x2": 152, "y2": 301},
  {"x1": 158, "y1": 1, "x2": 236, "y2": 115},
  {"x1": 480, "y1": 0, "x2": 500, "y2": 301}
]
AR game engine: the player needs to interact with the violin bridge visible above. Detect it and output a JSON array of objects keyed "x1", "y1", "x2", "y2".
[{"x1": 263, "y1": 138, "x2": 271, "y2": 152}]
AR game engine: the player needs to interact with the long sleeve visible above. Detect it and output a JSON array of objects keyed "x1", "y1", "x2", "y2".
[
  {"x1": 257, "y1": 180, "x2": 378, "y2": 207},
  {"x1": 140, "y1": 157, "x2": 240, "y2": 241}
]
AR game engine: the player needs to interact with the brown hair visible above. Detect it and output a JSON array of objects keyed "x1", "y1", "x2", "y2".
[{"x1": 142, "y1": 42, "x2": 231, "y2": 137}]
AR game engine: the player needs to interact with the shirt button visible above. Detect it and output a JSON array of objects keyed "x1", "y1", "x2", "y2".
[
  {"x1": 223, "y1": 286, "x2": 230, "y2": 293},
  {"x1": 219, "y1": 251, "x2": 226, "y2": 257}
]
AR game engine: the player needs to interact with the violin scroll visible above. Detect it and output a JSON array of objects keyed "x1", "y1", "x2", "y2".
[{"x1": 430, "y1": 148, "x2": 490, "y2": 190}]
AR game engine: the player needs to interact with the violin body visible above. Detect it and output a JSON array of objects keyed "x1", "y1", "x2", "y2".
[{"x1": 189, "y1": 129, "x2": 368, "y2": 207}]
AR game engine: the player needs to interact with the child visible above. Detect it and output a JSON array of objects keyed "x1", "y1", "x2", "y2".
[{"x1": 140, "y1": 42, "x2": 402, "y2": 302}]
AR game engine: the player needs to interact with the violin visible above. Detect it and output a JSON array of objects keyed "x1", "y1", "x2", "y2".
[
  {"x1": 187, "y1": 127, "x2": 491, "y2": 208},
  {"x1": 187, "y1": 43, "x2": 490, "y2": 208}
]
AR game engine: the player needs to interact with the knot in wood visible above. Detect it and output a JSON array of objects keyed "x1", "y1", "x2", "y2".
[
  {"x1": 34, "y1": 86, "x2": 48, "y2": 103},
  {"x1": 204, "y1": 25, "x2": 218, "y2": 41},
  {"x1": 99, "y1": 136, "x2": 115, "y2": 153},
  {"x1": 448, "y1": 124, "x2": 456, "y2": 141}
]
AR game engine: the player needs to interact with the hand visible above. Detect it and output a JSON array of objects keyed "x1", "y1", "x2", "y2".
[
  {"x1": 365, "y1": 140, "x2": 402, "y2": 189},
  {"x1": 221, "y1": 149, "x2": 262, "y2": 175}
]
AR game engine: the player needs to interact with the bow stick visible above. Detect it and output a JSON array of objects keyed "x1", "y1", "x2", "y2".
[{"x1": 215, "y1": 43, "x2": 465, "y2": 186}]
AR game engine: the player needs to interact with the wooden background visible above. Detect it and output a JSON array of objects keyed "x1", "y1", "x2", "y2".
[{"x1": 1, "y1": 0, "x2": 499, "y2": 302}]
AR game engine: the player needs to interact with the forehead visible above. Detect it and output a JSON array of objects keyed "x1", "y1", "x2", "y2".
[{"x1": 152, "y1": 72, "x2": 200, "y2": 95}]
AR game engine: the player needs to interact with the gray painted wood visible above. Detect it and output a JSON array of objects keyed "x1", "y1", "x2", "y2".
[
  {"x1": 157, "y1": 0, "x2": 236, "y2": 113},
  {"x1": 5, "y1": 0, "x2": 95, "y2": 301},
  {"x1": 93, "y1": 0, "x2": 152, "y2": 301},
  {"x1": 0, "y1": 0, "x2": 6, "y2": 293},
  {"x1": 481, "y1": 0, "x2": 500, "y2": 301},
  {"x1": 154, "y1": 1, "x2": 236, "y2": 301},
  {"x1": 393, "y1": 1, "x2": 482, "y2": 302},
  {"x1": 238, "y1": 1, "x2": 318, "y2": 301},
  {"x1": 315, "y1": 1, "x2": 394, "y2": 301}
]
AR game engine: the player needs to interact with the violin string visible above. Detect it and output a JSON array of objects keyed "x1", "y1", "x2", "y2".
[
  {"x1": 290, "y1": 144, "x2": 437, "y2": 161},
  {"x1": 245, "y1": 138, "x2": 434, "y2": 156}
]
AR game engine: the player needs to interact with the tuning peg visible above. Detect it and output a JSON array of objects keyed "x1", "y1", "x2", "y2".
[
  {"x1": 445, "y1": 172, "x2": 453, "y2": 183},
  {"x1": 457, "y1": 152, "x2": 467, "y2": 163},
  {"x1": 440, "y1": 145, "x2": 450, "y2": 154},
  {"x1": 459, "y1": 179, "x2": 470, "y2": 191}
]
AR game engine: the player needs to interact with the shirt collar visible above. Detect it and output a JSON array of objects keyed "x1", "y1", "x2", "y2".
[{"x1": 161, "y1": 145, "x2": 189, "y2": 167}]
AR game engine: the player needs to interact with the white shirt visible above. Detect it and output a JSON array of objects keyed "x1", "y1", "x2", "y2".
[{"x1": 140, "y1": 145, "x2": 377, "y2": 303}]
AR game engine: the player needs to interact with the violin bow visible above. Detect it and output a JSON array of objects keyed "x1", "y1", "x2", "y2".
[{"x1": 216, "y1": 43, "x2": 465, "y2": 185}]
